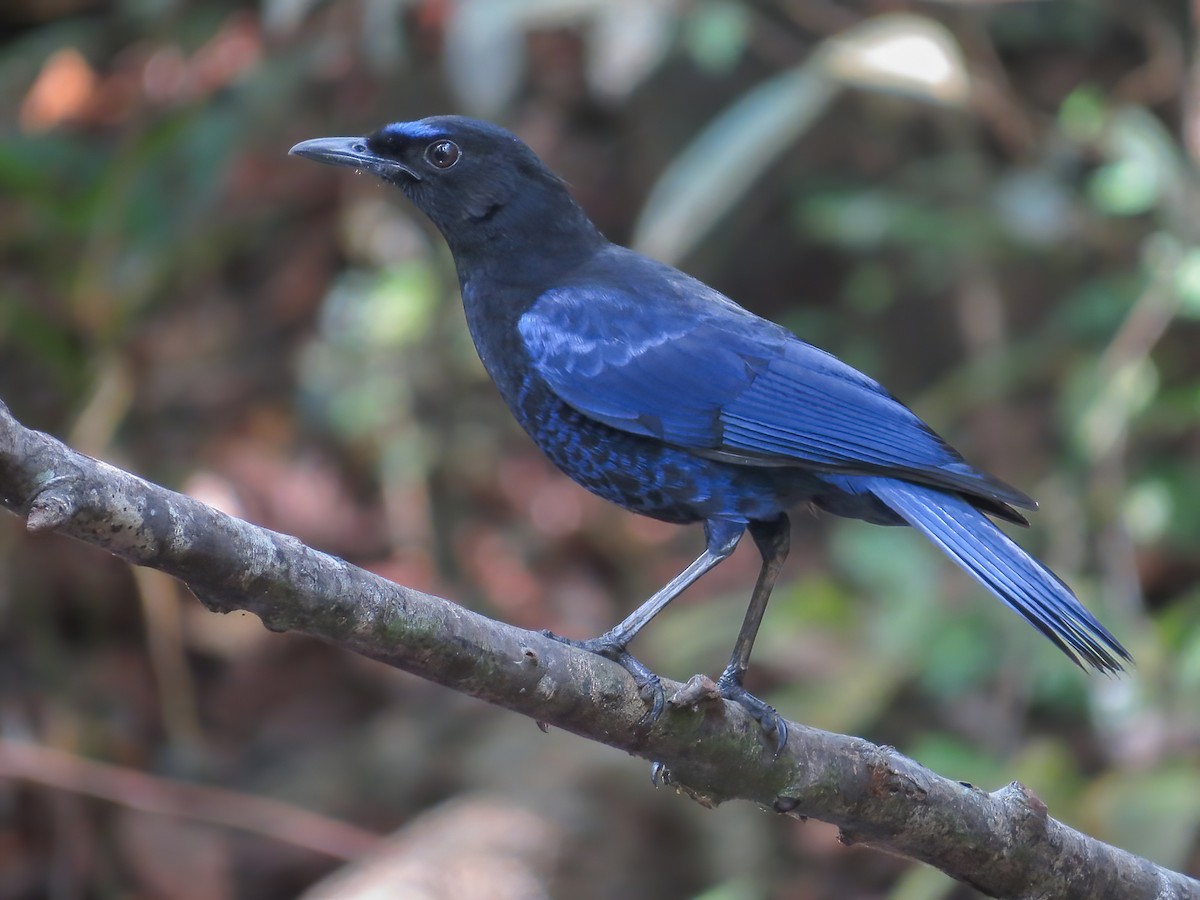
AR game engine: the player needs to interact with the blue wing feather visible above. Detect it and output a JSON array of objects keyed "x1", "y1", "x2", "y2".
[{"x1": 519, "y1": 246, "x2": 1032, "y2": 514}]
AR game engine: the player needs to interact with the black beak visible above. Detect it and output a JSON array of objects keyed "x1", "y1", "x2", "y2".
[{"x1": 288, "y1": 136, "x2": 420, "y2": 181}]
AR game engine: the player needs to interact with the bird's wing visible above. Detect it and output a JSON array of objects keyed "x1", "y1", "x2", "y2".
[{"x1": 519, "y1": 269, "x2": 1034, "y2": 514}]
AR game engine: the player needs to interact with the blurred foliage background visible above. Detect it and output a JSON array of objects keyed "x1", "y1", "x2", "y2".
[{"x1": 1, "y1": 0, "x2": 1199, "y2": 897}]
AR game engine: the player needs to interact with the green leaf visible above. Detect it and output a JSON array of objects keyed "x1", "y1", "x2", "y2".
[
  {"x1": 1172, "y1": 247, "x2": 1200, "y2": 318},
  {"x1": 1088, "y1": 158, "x2": 1159, "y2": 216},
  {"x1": 1059, "y1": 85, "x2": 1107, "y2": 143},
  {"x1": 683, "y1": 1, "x2": 750, "y2": 74}
]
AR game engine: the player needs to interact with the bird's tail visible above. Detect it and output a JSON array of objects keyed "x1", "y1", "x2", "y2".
[{"x1": 865, "y1": 477, "x2": 1131, "y2": 672}]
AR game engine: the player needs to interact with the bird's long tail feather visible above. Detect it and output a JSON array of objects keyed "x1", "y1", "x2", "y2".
[{"x1": 866, "y1": 478, "x2": 1130, "y2": 672}]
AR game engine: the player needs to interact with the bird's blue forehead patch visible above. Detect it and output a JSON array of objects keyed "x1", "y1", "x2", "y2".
[{"x1": 380, "y1": 121, "x2": 444, "y2": 141}]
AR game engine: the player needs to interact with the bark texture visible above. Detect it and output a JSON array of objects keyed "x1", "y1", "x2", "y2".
[{"x1": 1, "y1": 399, "x2": 1195, "y2": 900}]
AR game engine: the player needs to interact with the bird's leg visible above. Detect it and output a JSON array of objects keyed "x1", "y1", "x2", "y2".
[
  {"x1": 715, "y1": 514, "x2": 790, "y2": 752},
  {"x1": 547, "y1": 520, "x2": 744, "y2": 723},
  {"x1": 599, "y1": 519, "x2": 744, "y2": 648}
]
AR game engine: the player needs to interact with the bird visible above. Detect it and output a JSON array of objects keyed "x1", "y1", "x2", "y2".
[{"x1": 290, "y1": 115, "x2": 1130, "y2": 746}]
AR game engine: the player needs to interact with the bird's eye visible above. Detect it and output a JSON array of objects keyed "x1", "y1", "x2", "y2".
[{"x1": 424, "y1": 140, "x2": 461, "y2": 169}]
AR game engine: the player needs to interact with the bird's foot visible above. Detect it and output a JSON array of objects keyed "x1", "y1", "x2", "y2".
[
  {"x1": 715, "y1": 671, "x2": 788, "y2": 755},
  {"x1": 542, "y1": 630, "x2": 665, "y2": 725}
]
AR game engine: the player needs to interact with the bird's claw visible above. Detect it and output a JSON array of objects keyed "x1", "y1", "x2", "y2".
[
  {"x1": 543, "y1": 631, "x2": 665, "y2": 727},
  {"x1": 589, "y1": 642, "x2": 665, "y2": 728},
  {"x1": 716, "y1": 673, "x2": 788, "y2": 756},
  {"x1": 631, "y1": 669, "x2": 665, "y2": 726}
]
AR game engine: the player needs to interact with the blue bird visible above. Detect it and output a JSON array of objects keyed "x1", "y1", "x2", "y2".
[{"x1": 291, "y1": 116, "x2": 1130, "y2": 745}]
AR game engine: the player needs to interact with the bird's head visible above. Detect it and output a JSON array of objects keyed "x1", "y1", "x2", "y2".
[{"x1": 290, "y1": 115, "x2": 599, "y2": 261}]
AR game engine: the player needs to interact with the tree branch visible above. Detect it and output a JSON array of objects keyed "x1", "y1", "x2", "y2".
[{"x1": 1, "y1": 399, "x2": 1195, "y2": 900}]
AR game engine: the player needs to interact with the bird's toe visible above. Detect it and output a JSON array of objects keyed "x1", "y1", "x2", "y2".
[
  {"x1": 716, "y1": 674, "x2": 788, "y2": 756},
  {"x1": 605, "y1": 647, "x2": 665, "y2": 727},
  {"x1": 545, "y1": 632, "x2": 666, "y2": 726},
  {"x1": 632, "y1": 669, "x2": 665, "y2": 725}
]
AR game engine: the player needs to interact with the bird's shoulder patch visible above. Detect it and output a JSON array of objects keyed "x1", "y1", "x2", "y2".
[{"x1": 519, "y1": 286, "x2": 693, "y2": 377}]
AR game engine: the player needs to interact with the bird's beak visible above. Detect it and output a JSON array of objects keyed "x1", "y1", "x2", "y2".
[{"x1": 288, "y1": 136, "x2": 421, "y2": 181}]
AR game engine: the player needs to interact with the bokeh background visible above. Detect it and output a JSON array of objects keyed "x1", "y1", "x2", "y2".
[{"x1": 2, "y1": 1, "x2": 1199, "y2": 897}]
